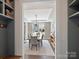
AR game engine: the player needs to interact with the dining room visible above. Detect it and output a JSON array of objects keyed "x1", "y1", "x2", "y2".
[
  {"x1": 22, "y1": 0, "x2": 56, "y2": 59},
  {"x1": 24, "y1": 21, "x2": 55, "y2": 56}
]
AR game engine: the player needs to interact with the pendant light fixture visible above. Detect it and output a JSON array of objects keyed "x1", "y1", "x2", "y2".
[
  {"x1": 34, "y1": 14, "x2": 38, "y2": 32},
  {"x1": 35, "y1": 14, "x2": 37, "y2": 25}
]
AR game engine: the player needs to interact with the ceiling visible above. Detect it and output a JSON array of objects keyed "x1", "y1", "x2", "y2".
[
  {"x1": 23, "y1": 0, "x2": 56, "y2": 22},
  {"x1": 23, "y1": 0, "x2": 55, "y2": 2}
]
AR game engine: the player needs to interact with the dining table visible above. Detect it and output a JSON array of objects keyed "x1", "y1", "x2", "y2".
[{"x1": 28, "y1": 32, "x2": 43, "y2": 48}]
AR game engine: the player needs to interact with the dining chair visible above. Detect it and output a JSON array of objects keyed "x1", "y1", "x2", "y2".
[
  {"x1": 29, "y1": 36, "x2": 39, "y2": 50},
  {"x1": 28, "y1": 34, "x2": 32, "y2": 48},
  {"x1": 37, "y1": 34, "x2": 44, "y2": 46},
  {"x1": 41, "y1": 34, "x2": 44, "y2": 46}
]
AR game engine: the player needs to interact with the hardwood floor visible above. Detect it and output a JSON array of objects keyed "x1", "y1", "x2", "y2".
[
  {"x1": 24, "y1": 40, "x2": 54, "y2": 56},
  {"x1": 24, "y1": 55, "x2": 55, "y2": 59}
]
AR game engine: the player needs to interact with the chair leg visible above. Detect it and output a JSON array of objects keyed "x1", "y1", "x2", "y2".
[
  {"x1": 31, "y1": 45, "x2": 33, "y2": 50},
  {"x1": 29, "y1": 43, "x2": 30, "y2": 48},
  {"x1": 38, "y1": 41, "x2": 40, "y2": 47},
  {"x1": 29, "y1": 40, "x2": 30, "y2": 48},
  {"x1": 41, "y1": 40, "x2": 42, "y2": 46},
  {"x1": 36, "y1": 45, "x2": 37, "y2": 51}
]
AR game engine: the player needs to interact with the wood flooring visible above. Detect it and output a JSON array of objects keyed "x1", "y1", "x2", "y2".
[{"x1": 24, "y1": 55, "x2": 55, "y2": 59}]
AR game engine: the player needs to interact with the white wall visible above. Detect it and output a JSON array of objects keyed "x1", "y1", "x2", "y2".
[
  {"x1": 51, "y1": 22, "x2": 55, "y2": 33},
  {"x1": 56, "y1": 0, "x2": 68, "y2": 59},
  {"x1": 24, "y1": 22, "x2": 28, "y2": 39},
  {"x1": 48, "y1": 3, "x2": 56, "y2": 36},
  {"x1": 15, "y1": 0, "x2": 23, "y2": 58},
  {"x1": 28, "y1": 23, "x2": 32, "y2": 34}
]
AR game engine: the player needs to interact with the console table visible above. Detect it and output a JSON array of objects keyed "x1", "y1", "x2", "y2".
[{"x1": 0, "y1": 55, "x2": 21, "y2": 59}]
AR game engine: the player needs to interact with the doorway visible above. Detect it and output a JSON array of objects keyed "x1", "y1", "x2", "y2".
[
  {"x1": 22, "y1": 0, "x2": 56, "y2": 59},
  {"x1": 15, "y1": 0, "x2": 68, "y2": 59}
]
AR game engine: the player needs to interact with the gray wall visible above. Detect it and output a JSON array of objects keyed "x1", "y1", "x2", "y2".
[
  {"x1": 27, "y1": 22, "x2": 51, "y2": 39},
  {"x1": 68, "y1": 0, "x2": 79, "y2": 58},
  {"x1": 68, "y1": 19, "x2": 79, "y2": 59},
  {"x1": 7, "y1": 21, "x2": 15, "y2": 55},
  {"x1": 68, "y1": 20, "x2": 78, "y2": 51},
  {"x1": 0, "y1": 20, "x2": 14, "y2": 56},
  {"x1": 0, "y1": 21, "x2": 8, "y2": 56},
  {"x1": 0, "y1": 28, "x2": 8, "y2": 56}
]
